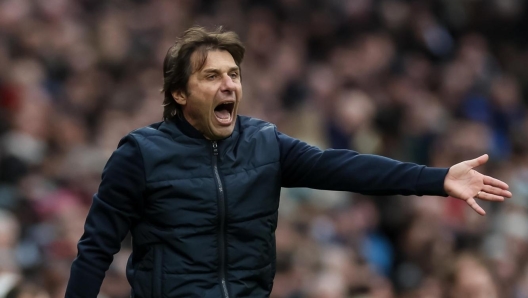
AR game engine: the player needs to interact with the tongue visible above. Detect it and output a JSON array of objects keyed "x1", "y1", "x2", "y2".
[{"x1": 214, "y1": 109, "x2": 231, "y2": 120}]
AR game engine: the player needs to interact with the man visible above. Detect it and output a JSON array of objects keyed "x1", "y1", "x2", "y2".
[{"x1": 66, "y1": 27, "x2": 511, "y2": 298}]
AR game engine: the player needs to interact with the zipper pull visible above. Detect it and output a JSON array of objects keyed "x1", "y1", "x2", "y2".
[{"x1": 212, "y1": 141, "x2": 218, "y2": 156}]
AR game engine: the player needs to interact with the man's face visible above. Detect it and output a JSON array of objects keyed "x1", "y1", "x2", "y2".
[{"x1": 174, "y1": 50, "x2": 242, "y2": 140}]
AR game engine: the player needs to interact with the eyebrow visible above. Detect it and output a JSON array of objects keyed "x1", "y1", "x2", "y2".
[{"x1": 202, "y1": 66, "x2": 239, "y2": 73}]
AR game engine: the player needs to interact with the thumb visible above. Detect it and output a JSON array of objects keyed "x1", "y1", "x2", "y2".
[{"x1": 465, "y1": 154, "x2": 489, "y2": 169}]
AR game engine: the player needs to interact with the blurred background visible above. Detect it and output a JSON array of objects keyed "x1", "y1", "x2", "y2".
[{"x1": 0, "y1": 0, "x2": 528, "y2": 297}]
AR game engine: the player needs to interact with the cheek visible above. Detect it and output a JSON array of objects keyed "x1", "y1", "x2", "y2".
[
  {"x1": 185, "y1": 100, "x2": 209, "y2": 123},
  {"x1": 189, "y1": 93, "x2": 210, "y2": 112}
]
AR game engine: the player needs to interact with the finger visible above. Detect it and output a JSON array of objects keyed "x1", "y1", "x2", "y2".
[
  {"x1": 465, "y1": 154, "x2": 489, "y2": 168},
  {"x1": 481, "y1": 185, "x2": 512, "y2": 198},
  {"x1": 483, "y1": 175, "x2": 509, "y2": 190},
  {"x1": 476, "y1": 191, "x2": 505, "y2": 202},
  {"x1": 466, "y1": 197, "x2": 486, "y2": 216}
]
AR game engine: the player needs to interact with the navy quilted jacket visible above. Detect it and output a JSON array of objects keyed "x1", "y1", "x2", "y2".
[{"x1": 66, "y1": 115, "x2": 448, "y2": 298}]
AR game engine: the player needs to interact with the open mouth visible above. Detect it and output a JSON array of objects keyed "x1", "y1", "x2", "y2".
[{"x1": 213, "y1": 101, "x2": 235, "y2": 124}]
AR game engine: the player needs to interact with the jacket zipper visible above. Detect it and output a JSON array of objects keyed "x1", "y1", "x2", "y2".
[{"x1": 212, "y1": 141, "x2": 230, "y2": 298}]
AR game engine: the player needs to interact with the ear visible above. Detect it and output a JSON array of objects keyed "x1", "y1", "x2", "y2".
[{"x1": 172, "y1": 90, "x2": 187, "y2": 106}]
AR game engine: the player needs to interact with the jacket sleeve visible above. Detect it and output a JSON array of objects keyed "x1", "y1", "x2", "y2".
[
  {"x1": 277, "y1": 131, "x2": 448, "y2": 196},
  {"x1": 66, "y1": 134, "x2": 145, "y2": 298}
]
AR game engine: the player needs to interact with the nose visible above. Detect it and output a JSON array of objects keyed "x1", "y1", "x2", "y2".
[{"x1": 220, "y1": 74, "x2": 236, "y2": 94}]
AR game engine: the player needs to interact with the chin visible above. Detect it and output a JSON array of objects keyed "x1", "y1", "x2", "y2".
[{"x1": 209, "y1": 116, "x2": 237, "y2": 140}]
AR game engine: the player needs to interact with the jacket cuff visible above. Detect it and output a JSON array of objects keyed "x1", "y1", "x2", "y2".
[{"x1": 415, "y1": 167, "x2": 449, "y2": 196}]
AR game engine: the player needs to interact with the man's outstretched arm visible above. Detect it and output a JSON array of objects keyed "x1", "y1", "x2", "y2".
[
  {"x1": 277, "y1": 131, "x2": 448, "y2": 196},
  {"x1": 66, "y1": 134, "x2": 144, "y2": 298},
  {"x1": 277, "y1": 131, "x2": 511, "y2": 213}
]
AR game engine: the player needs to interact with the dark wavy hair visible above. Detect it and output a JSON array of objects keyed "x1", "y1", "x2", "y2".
[{"x1": 161, "y1": 26, "x2": 245, "y2": 121}]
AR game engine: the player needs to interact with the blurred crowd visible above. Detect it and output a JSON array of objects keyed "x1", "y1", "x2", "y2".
[{"x1": 1, "y1": 0, "x2": 528, "y2": 297}]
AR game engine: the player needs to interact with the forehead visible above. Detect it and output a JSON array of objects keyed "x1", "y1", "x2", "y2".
[{"x1": 191, "y1": 50, "x2": 237, "y2": 73}]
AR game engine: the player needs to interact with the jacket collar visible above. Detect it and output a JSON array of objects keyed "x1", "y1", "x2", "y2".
[
  {"x1": 172, "y1": 115, "x2": 206, "y2": 139},
  {"x1": 162, "y1": 115, "x2": 240, "y2": 143}
]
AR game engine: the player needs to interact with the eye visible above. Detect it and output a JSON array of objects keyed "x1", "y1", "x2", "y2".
[
  {"x1": 207, "y1": 74, "x2": 217, "y2": 80},
  {"x1": 230, "y1": 72, "x2": 239, "y2": 79}
]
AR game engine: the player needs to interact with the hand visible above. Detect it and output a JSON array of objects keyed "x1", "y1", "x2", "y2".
[{"x1": 444, "y1": 154, "x2": 512, "y2": 215}]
